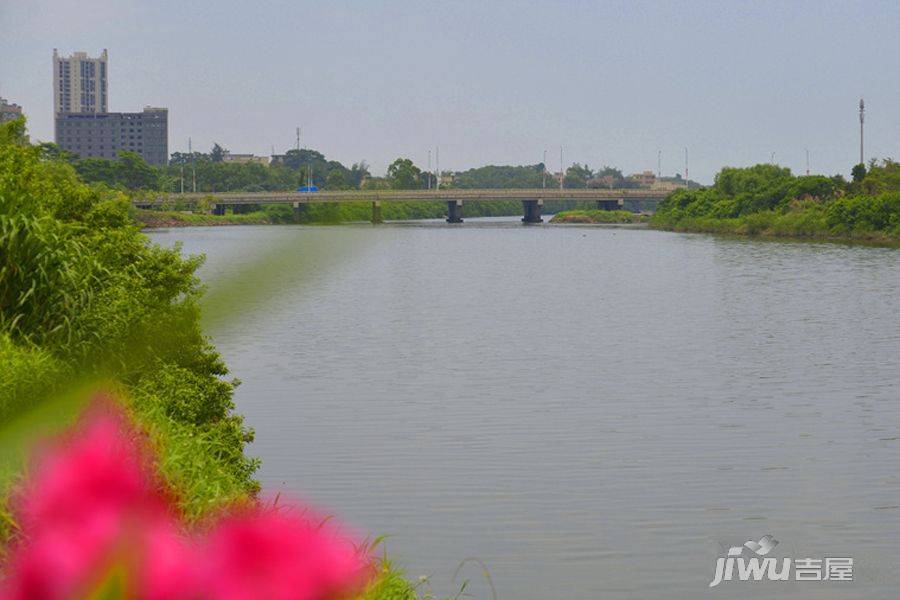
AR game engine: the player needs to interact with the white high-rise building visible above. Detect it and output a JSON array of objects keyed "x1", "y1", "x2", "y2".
[{"x1": 53, "y1": 49, "x2": 108, "y2": 115}]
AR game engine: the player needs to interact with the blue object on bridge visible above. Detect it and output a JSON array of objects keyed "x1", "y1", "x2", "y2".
[{"x1": 297, "y1": 185, "x2": 319, "y2": 192}]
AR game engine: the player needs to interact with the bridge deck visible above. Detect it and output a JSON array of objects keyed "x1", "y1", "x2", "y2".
[{"x1": 134, "y1": 188, "x2": 670, "y2": 206}]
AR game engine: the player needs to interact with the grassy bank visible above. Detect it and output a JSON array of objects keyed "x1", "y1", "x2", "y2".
[
  {"x1": 649, "y1": 163, "x2": 900, "y2": 244},
  {"x1": 134, "y1": 208, "x2": 273, "y2": 227},
  {"x1": 651, "y1": 201, "x2": 900, "y2": 243},
  {"x1": 550, "y1": 209, "x2": 649, "y2": 224}
]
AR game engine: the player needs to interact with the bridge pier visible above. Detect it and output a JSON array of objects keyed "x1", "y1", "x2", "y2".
[
  {"x1": 211, "y1": 204, "x2": 225, "y2": 216},
  {"x1": 371, "y1": 201, "x2": 383, "y2": 224},
  {"x1": 522, "y1": 199, "x2": 543, "y2": 223},
  {"x1": 446, "y1": 200, "x2": 463, "y2": 223},
  {"x1": 596, "y1": 199, "x2": 624, "y2": 211}
]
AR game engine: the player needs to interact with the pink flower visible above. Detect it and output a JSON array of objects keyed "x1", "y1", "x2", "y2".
[
  {"x1": 201, "y1": 507, "x2": 372, "y2": 600},
  {"x1": 1, "y1": 399, "x2": 373, "y2": 600},
  {"x1": 1, "y1": 402, "x2": 198, "y2": 600}
]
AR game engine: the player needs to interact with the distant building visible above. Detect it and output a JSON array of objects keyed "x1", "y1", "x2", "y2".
[
  {"x1": 0, "y1": 97, "x2": 23, "y2": 123},
  {"x1": 652, "y1": 175, "x2": 692, "y2": 191},
  {"x1": 53, "y1": 49, "x2": 108, "y2": 114},
  {"x1": 222, "y1": 152, "x2": 269, "y2": 166},
  {"x1": 627, "y1": 170, "x2": 657, "y2": 188},
  {"x1": 55, "y1": 107, "x2": 168, "y2": 165},
  {"x1": 53, "y1": 50, "x2": 167, "y2": 165},
  {"x1": 588, "y1": 174, "x2": 619, "y2": 188}
]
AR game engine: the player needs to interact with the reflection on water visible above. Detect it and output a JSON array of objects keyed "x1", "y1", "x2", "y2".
[{"x1": 151, "y1": 221, "x2": 900, "y2": 599}]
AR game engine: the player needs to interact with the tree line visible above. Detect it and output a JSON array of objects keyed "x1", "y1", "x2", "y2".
[{"x1": 40, "y1": 141, "x2": 659, "y2": 193}]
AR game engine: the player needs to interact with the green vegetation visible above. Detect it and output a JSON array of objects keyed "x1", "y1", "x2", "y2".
[
  {"x1": 550, "y1": 210, "x2": 649, "y2": 224},
  {"x1": 0, "y1": 118, "x2": 421, "y2": 597},
  {"x1": 0, "y1": 117, "x2": 258, "y2": 528},
  {"x1": 650, "y1": 162, "x2": 900, "y2": 242}
]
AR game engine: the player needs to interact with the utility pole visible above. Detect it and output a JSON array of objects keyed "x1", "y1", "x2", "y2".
[
  {"x1": 542, "y1": 149, "x2": 547, "y2": 189},
  {"x1": 189, "y1": 137, "x2": 196, "y2": 193},
  {"x1": 684, "y1": 147, "x2": 688, "y2": 182},
  {"x1": 559, "y1": 146, "x2": 564, "y2": 190},
  {"x1": 806, "y1": 149, "x2": 810, "y2": 176},
  {"x1": 657, "y1": 150, "x2": 661, "y2": 178},
  {"x1": 859, "y1": 98, "x2": 865, "y2": 165},
  {"x1": 296, "y1": 127, "x2": 301, "y2": 152},
  {"x1": 427, "y1": 149, "x2": 432, "y2": 190},
  {"x1": 436, "y1": 147, "x2": 440, "y2": 190}
]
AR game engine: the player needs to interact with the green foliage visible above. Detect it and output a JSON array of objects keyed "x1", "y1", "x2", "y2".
[
  {"x1": 564, "y1": 163, "x2": 593, "y2": 188},
  {"x1": 855, "y1": 159, "x2": 900, "y2": 194},
  {"x1": 824, "y1": 193, "x2": 900, "y2": 234},
  {"x1": 361, "y1": 559, "x2": 419, "y2": 600},
  {"x1": 210, "y1": 143, "x2": 227, "y2": 162},
  {"x1": 0, "y1": 334, "x2": 68, "y2": 423},
  {"x1": 263, "y1": 204, "x2": 295, "y2": 223},
  {"x1": 0, "y1": 118, "x2": 28, "y2": 147},
  {"x1": 550, "y1": 210, "x2": 648, "y2": 224},
  {"x1": 0, "y1": 118, "x2": 258, "y2": 525},
  {"x1": 652, "y1": 162, "x2": 899, "y2": 241},
  {"x1": 72, "y1": 151, "x2": 160, "y2": 190},
  {"x1": 326, "y1": 169, "x2": 348, "y2": 190},
  {"x1": 452, "y1": 164, "x2": 545, "y2": 189},
  {"x1": 387, "y1": 158, "x2": 423, "y2": 190}
]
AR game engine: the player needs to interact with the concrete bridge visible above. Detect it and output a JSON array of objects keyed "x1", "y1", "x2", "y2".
[{"x1": 133, "y1": 188, "x2": 671, "y2": 223}]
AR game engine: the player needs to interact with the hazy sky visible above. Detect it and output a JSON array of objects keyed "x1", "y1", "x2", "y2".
[{"x1": 2, "y1": 0, "x2": 897, "y2": 182}]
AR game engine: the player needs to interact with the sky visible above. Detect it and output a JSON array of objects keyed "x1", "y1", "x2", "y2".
[{"x1": 1, "y1": 0, "x2": 898, "y2": 182}]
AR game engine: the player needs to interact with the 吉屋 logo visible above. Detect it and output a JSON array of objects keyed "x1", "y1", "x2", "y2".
[{"x1": 709, "y1": 535, "x2": 853, "y2": 588}]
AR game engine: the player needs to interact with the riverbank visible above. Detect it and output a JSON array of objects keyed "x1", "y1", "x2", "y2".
[
  {"x1": 648, "y1": 164, "x2": 900, "y2": 245},
  {"x1": 651, "y1": 209, "x2": 900, "y2": 244},
  {"x1": 134, "y1": 208, "x2": 273, "y2": 227},
  {"x1": 549, "y1": 209, "x2": 649, "y2": 224}
]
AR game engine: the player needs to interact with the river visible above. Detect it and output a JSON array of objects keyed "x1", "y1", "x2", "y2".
[{"x1": 149, "y1": 219, "x2": 899, "y2": 599}]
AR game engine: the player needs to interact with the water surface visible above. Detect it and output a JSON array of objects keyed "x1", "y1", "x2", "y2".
[{"x1": 150, "y1": 220, "x2": 900, "y2": 599}]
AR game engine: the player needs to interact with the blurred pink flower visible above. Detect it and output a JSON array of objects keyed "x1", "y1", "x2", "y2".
[
  {"x1": 201, "y1": 507, "x2": 372, "y2": 600},
  {"x1": 1, "y1": 400, "x2": 372, "y2": 600},
  {"x1": 1, "y1": 403, "x2": 192, "y2": 600}
]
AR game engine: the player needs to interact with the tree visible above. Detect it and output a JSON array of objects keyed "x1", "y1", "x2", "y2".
[
  {"x1": 210, "y1": 143, "x2": 227, "y2": 162},
  {"x1": 387, "y1": 158, "x2": 422, "y2": 190},
  {"x1": 38, "y1": 142, "x2": 76, "y2": 163},
  {"x1": 169, "y1": 151, "x2": 207, "y2": 166},
  {"x1": 325, "y1": 169, "x2": 346, "y2": 190},
  {"x1": 452, "y1": 164, "x2": 544, "y2": 189},
  {"x1": 564, "y1": 163, "x2": 593, "y2": 188},
  {"x1": 348, "y1": 161, "x2": 370, "y2": 189},
  {"x1": 73, "y1": 158, "x2": 119, "y2": 187},
  {"x1": 116, "y1": 152, "x2": 160, "y2": 190},
  {"x1": 851, "y1": 163, "x2": 867, "y2": 183},
  {"x1": 0, "y1": 116, "x2": 28, "y2": 146}
]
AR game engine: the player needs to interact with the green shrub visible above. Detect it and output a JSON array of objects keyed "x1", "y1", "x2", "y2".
[
  {"x1": 652, "y1": 163, "x2": 899, "y2": 241},
  {"x1": 0, "y1": 117, "x2": 258, "y2": 528}
]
